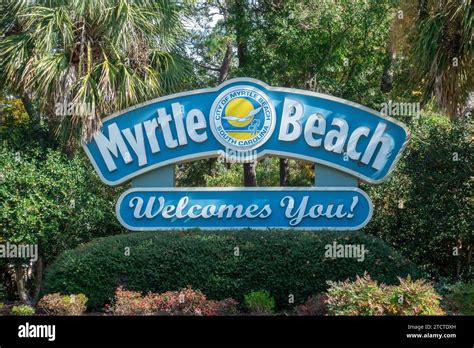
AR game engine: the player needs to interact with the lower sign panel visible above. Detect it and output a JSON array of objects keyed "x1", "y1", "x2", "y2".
[{"x1": 116, "y1": 187, "x2": 373, "y2": 231}]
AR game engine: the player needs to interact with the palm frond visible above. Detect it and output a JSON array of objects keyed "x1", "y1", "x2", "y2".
[
  {"x1": 413, "y1": 0, "x2": 473, "y2": 118},
  {"x1": 0, "y1": 0, "x2": 189, "y2": 143}
]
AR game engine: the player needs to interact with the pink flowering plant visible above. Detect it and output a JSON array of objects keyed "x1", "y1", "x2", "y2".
[{"x1": 107, "y1": 286, "x2": 238, "y2": 316}]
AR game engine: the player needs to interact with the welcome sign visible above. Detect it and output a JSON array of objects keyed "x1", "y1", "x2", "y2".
[
  {"x1": 117, "y1": 187, "x2": 373, "y2": 231},
  {"x1": 83, "y1": 78, "x2": 409, "y2": 231}
]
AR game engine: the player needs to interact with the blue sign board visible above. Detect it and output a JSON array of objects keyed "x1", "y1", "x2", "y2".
[
  {"x1": 83, "y1": 78, "x2": 409, "y2": 185},
  {"x1": 116, "y1": 188, "x2": 373, "y2": 231},
  {"x1": 82, "y1": 78, "x2": 409, "y2": 231}
]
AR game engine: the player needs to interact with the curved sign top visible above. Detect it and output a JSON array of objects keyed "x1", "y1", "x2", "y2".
[{"x1": 83, "y1": 78, "x2": 409, "y2": 186}]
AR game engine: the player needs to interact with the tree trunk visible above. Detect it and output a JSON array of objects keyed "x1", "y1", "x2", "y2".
[
  {"x1": 63, "y1": 139, "x2": 76, "y2": 157},
  {"x1": 279, "y1": 158, "x2": 290, "y2": 186},
  {"x1": 31, "y1": 255, "x2": 44, "y2": 305},
  {"x1": 218, "y1": 42, "x2": 233, "y2": 84},
  {"x1": 14, "y1": 264, "x2": 31, "y2": 305},
  {"x1": 13, "y1": 255, "x2": 44, "y2": 306},
  {"x1": 233, "y1": 0, "x2": 256, "y2": 186},
  {"x1": 244, "y1": 161, "x2": 257, "y2": 186},
  {"x1": 218, "y1": 42, "x2": 233, "y2": 169},
  {"x1": 417, "y1": 0, "x2": 429, "y2": 21},
  {"x1": 20, "y1": 94, "x2": 37, "y2": 121},
  {"x1": 467, "y1": 244, "x2": 473, "y2": 277},
  {"x1": 381, "y1": 44, "x2": 394, "y2": 93},
  {"x1": 456, "y1": 239, "x2": 463, "y2": 279}
]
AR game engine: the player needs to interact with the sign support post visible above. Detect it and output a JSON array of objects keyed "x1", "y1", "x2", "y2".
[
  {"x1": 314, "y1": 164, "x2": 358, "y2": 188},
  {"x1": 131, "y1": 165, "x2": 175, "y2": 188}
]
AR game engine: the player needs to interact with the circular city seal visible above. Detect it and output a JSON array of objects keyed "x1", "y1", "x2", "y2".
[{"x1": 209, "y1": 85, "x2": 276, "y2": 151}]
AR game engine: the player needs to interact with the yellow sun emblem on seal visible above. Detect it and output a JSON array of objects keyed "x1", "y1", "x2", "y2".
[{"x1": 224, "y1": 98, "x2": 258, "y2": 128}]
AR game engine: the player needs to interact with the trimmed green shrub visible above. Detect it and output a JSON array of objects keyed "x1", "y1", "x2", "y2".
[
  {"x1": 37, "y1": 293, "x2": 88, "y2": 315},
  {"x1": 244, "y1": 290, "x2": 275, "y2": 314},
  {"x1": 43, "y1": 230, "x2": 419, "y2": 310},
  {"x1": 326, "y1": 273, "x2": 445, "y2": 316},
  {"x1": 11, "y1": 304, "x2": 35, "y2": 316}
]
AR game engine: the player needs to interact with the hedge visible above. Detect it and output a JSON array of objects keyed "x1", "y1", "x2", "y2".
[{"x1": 42, "y1": 230, "x2": 419, "y2": 309}]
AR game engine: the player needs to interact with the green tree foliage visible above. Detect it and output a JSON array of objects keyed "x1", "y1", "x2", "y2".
[
  {"x1": 0, "y1": 113, "x2": 124, "y2": 304},
  {"x1": 204, "y1": 157, "x2": 312, "y2": 187},
  {"x1": 441, "y1": 282, "x2": 474, "y2": 315},
  {"x1": 181, "y1": 0, "x2": 400, "y2": 186},
  {"x1": 186, "y1": 1, "x2": 234, "y2": 87},
  {"x1": 0, "y1": 96, "x2": 56, "y2": 151},
  {"x1": 363, "y1": 114, "x2": 473, "y2": 281},
  {"x1": 0, "y1": 149, "x2": 121, "y2": 258},
  {"x1": 238, "y1": 0, "x2": 397, "y2": 108}
]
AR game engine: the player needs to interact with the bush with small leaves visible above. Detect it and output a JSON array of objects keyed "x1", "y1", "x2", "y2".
[
  {"x1": 326, "y1": 273, "x2": 445, "y2": 316},
  {"x1": 154, "y1": 286, "x2": 230, "y2": 316},
  {"x1": 107, "y1": 286, "x2": 238, "y2": 316},
  {"x1": 326, "y1": 273, "x2": 386, "y2": 316},
  {"x1": 11, "y1": 305, "x2": 35, "y2": 316},
  {"x1": 0, "y1": 149, "x2": 122, "y2": 264},
  {"x1": 296, "y1": 294, "x2": 328, "y2": 316},
  {"x1": 385, "y1": 277, "x2": 444, "y2": 315},
  {"x1": 38, "y1": 293, "x2": 88, "y2": 315},
  {"x1": 244, "y1": 290, "x2": 275, "y2": 314},
  {"x1": 216, "y1": 298, "x2": 239, "y2": 315},
  {"x1": 107, "y1": 287, "x2": 159, "y2": 316}
]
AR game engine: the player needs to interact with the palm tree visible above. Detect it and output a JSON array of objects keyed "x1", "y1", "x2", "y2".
[
  {"x1": 413, "y1": 0, "x2": 473, "y2": 118},
  {"x1": 0, "y1": 0, "x2": 189, "y2": 146}
]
